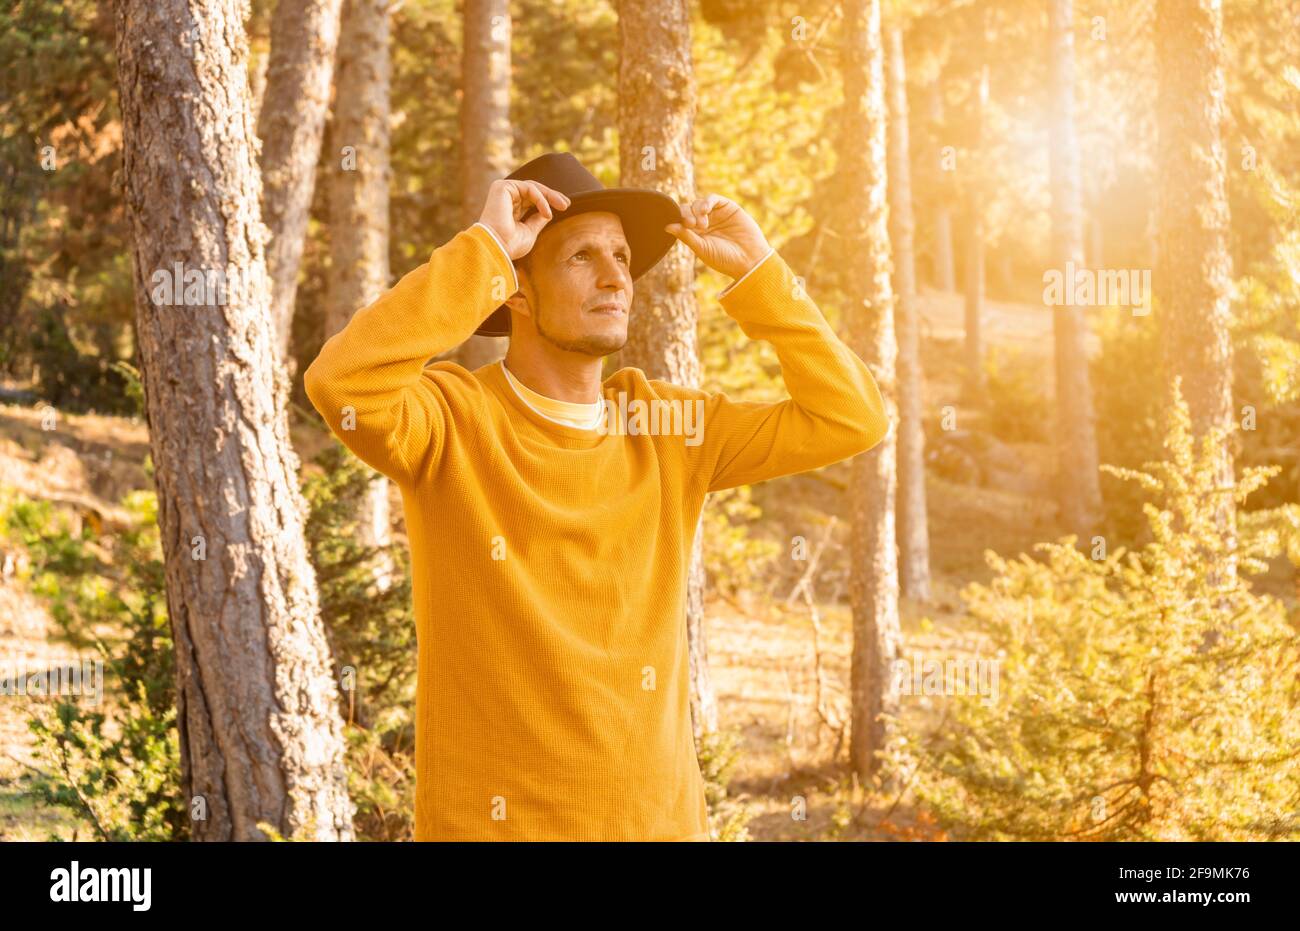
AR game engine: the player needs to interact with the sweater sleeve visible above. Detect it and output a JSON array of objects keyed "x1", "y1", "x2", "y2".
[
  {"x1": 302, "y1": 223, "x2": 517, "y2": 484},
  {"x1": 678, "y1": 248, "x2": 893, "y2": 493}
]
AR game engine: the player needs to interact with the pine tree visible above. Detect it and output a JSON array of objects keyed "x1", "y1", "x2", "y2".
[
  {"x1": 114, "y1": 0, "x2": 354, "y2": 840},
  {"x1": 616, "y1": 0, "x2": 719, "y2": 738},
  {"x1": 894, "y1": 379, "x2": 1300, "y2": 840},
  {"x1": 840, "y1": 0, "x2": 901, "y2": 786},
  {"x1": 885, "y1": 14, "x2": 932, "y2": 603}
]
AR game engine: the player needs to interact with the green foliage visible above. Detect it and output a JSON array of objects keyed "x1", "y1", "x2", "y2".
[
  {"x1": 1234, "y1": 191, "x2": 1300, "y2": 510},
  {"x1": 0, "y1": 490, "x2": 95, "y2": 580},
  {"x1": 702, "y1": 484, "x2": 781, "y2": 600},
  {"x1": 695, "y1": 727, "x2": 754, "y2": 842},
  {"x1": 0, "y1": 487, "x2": 185, "y2": 841},
  {"x1": 983, "y1": 345, "x2": 1051, "y2": 444},
  {"x1": 1093, "y1": 170, "x2": 1300, "y2": 531},
  {"x1": 1239, "y1": 502, "x2": 1300, "y2": 582},
  {"x1": 890, "y1": 381, "x2": 1300, "y2": 840},
  {"x1": 28, "y1": 307, "x2": 136, "y2": 415},
  {"x1": 8, "y1": 436, "x2": 424, "y2": 842},
  {"x1": 109, "y1": 359, "x2": 145, "y2": 420},
  {"x1": 27, "y1": 679, "x2": 181, "y2": 842},
  {"x1": 1091, "y1": 303, "x2": 1167, "y2": 544},
  {"x1": 0, "y1": 0, "x2": 132, "y2": 411},
  {"x1": 302, "y1": 442, "x2": 418, "y2": 840}
]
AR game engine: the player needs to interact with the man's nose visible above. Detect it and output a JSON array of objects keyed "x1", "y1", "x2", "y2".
[{"x1": 595, "y1": 253, "x2": 630, "y2": 290}]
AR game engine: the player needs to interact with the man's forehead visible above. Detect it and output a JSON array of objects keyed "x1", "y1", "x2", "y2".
[{"x1": 549, "y1": 212, "x2": 628, "y2": 249}]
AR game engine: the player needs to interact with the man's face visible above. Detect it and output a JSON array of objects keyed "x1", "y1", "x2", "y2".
[{"x1": 508, "y1": 211, "x2": 633, "y2": 356}]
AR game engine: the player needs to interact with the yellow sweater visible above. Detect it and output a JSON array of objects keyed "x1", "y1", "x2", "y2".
[{"x1": 303, "y1": 222, "x2": 891, "y2": 841}]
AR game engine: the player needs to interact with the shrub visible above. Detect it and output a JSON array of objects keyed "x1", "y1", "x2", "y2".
[
  {"x1": 890, "y1": 381, "x2": 1300, "y2": 840},
  {"x1": 696, "y1": 727, "x2": 754, "y2": 841},
  {"x1": 3, "y1": 488, "x2": 185, "y2": 841},
  {"x1": 302, "y1": 442, "x2": 417, "y2": 840},
  {"x1": 983, "y1": 345, "x2": 1052, "y2": 444},
  {"x1": 701, "y1": 484, "x2": 781, "y2": 601}
]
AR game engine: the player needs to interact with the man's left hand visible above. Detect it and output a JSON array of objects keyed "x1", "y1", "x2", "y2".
[{"x1": 665, "y1": 195, "x2": 771, "y2": 281}]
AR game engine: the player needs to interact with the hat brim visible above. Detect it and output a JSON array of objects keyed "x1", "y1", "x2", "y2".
[{"x1": 473, "y1": 188, "x2": 682, "y2": 338}]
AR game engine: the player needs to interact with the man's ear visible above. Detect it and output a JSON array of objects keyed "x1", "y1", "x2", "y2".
[
  {"x1": 505, "y1": 293, "x2": 530, "y2": 320},
  {"x1": 505, "y1": 265, "x2": 533, "y2": 319}
]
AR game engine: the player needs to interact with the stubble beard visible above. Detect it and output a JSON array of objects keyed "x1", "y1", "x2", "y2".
[{"x1": 534, "y1": 302, "x2": 627, "y2": 357}]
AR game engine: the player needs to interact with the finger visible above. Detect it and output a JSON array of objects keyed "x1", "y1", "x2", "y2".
[
  {"x1": 523, "y1": 181, "x2": 554, "y2": 221},
  {"x1": 527, "y1": 183, "x2": 553, "y2": 223},
  {"x1": 665, "y1": 222, "x2": 705, "y2": 252},
  {"x1": 522, "y1": 209, "x2": 550, "y2": 235},
  {"x1": 692, "y1": 197, "x2": 715, "y2": 230},
  {"x1": 711, "y1": 196, "x2": 740, "y2": 223},
  {"x1": 534, "y1": 183, "x2": 572, "y2": 211},
  {"x1": 522, "y1": 195, "x2": 555, "y2": 234},
  {"x1": 507, "y1": 181, "x2": 538, "y2": 221},
  {"x1": 679, "y1": 202, "x2": 695, "y2": 229}
]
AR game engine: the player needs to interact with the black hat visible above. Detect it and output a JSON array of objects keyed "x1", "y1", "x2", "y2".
[{"x1": 474, "y1": 152, "x2": 681, "y2": 337}]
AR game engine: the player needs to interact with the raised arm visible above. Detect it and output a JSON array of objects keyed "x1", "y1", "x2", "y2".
[
  {"x1": 303, "y1": 179, "x2": 569, "y2": 483},
  {"x1": 661, "y1": 195, "x2": 892, "y2": 493}
]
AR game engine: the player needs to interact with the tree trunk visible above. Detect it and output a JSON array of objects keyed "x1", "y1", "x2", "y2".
[
  {"x1": 1048, "y1": 0, "x2": 1103, "y2": 535},
  {"x1": 926, "y1": 79, "x2": 955, "y2": 292},
  {"x1": 885, "y1": 20, "x2": 930, "y2": 603},
  {"x1": 1086, "y1": 210, "x2": 1104, "y2": 268},
  {"x1": 840, "y1": 0, "x2": 900, "y2": 787},
  {"x1": 249, "y1": 43, "x2": 270, "y2": 116},
  {"x1": 963, "y1": 12, "x2": 988, "y2": 398},
  {"x1": 932, "y1": 201, "x2": 955, "y2": 291},
  {"x1": 114, "y1": 0, "x2": 354, "y2": 841},
  {"x1": 328, "y1": 0, "x2": 393, "y2": 586},
  {"x1": 616, "y1": 0, "x2": 718, "y2": 739},
  {"x1": 962, "y1": 199, "x2": 984, "y2": 396},
  {"x1": 259, "y1": 0, "x2": 345, "y2": 365},
  {"x1": 455, "y1": 0, "x2": 513, "y2": 372},
  {"x1": 1155, "y1": 0, "x2": 1236, "y2": 584}
]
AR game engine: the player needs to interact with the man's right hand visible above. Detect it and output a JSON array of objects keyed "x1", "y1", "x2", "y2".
[{"x1": 478, "y1": 179, "x2": 571, "y2": 261}]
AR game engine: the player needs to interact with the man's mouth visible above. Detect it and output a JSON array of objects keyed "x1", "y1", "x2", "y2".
[{"x1": 590, "y1": 302, "x2": 625, "y2": 315}]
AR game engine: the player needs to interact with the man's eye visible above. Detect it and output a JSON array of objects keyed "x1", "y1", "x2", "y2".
[{"x1": 617, "y1": 253, "x2": 629, "y2": 264}]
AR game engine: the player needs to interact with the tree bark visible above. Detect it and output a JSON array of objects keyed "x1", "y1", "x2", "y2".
[
  {"x1": 258, "y1": 0, "x2": 345, "y2": 365},
  {"x1": 1048, "y1": 0, "x2": 1104, "y2": 535},
  {"x1": 1155, "y1": 0, "x2": 1236, "y2": 584},
  {"x1": 114, "y1": 0, "x2": 354, "y2": 840},
  {"x1": 455, "y1": 0, "x2": 513, "y2": 372},
  {"x1": 327, "y1": 0, "x2": 394, "y2": 585},
  {"x1": 840, "y1": 0, "x2": 900, "y2": 787},
  {"x1": 616, "y1": 0, "x2": 718, "y2": 739},
  {"x1": 885, "y1": 20, "x2": 930, "y2": 603}
]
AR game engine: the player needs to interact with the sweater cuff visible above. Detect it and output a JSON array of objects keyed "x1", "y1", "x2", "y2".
[
  {"x1": 717, "y1": 247, "x2": 776, "y2": 299},
  {"x1": 717, "y1": 246, "x2": 796, "y2": 324},
  {"x1": 471, "y1": 222, "x2": 519, "y2": 296}
]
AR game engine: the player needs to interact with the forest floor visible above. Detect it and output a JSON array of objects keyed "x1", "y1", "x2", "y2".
[{"x1": 0, "y1": 287, "x2": 1293, "y2": 841}]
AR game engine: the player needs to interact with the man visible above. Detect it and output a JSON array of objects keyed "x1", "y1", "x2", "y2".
[{"x1": 304, "y1": 152, "x2": 891, "y2": 841}]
